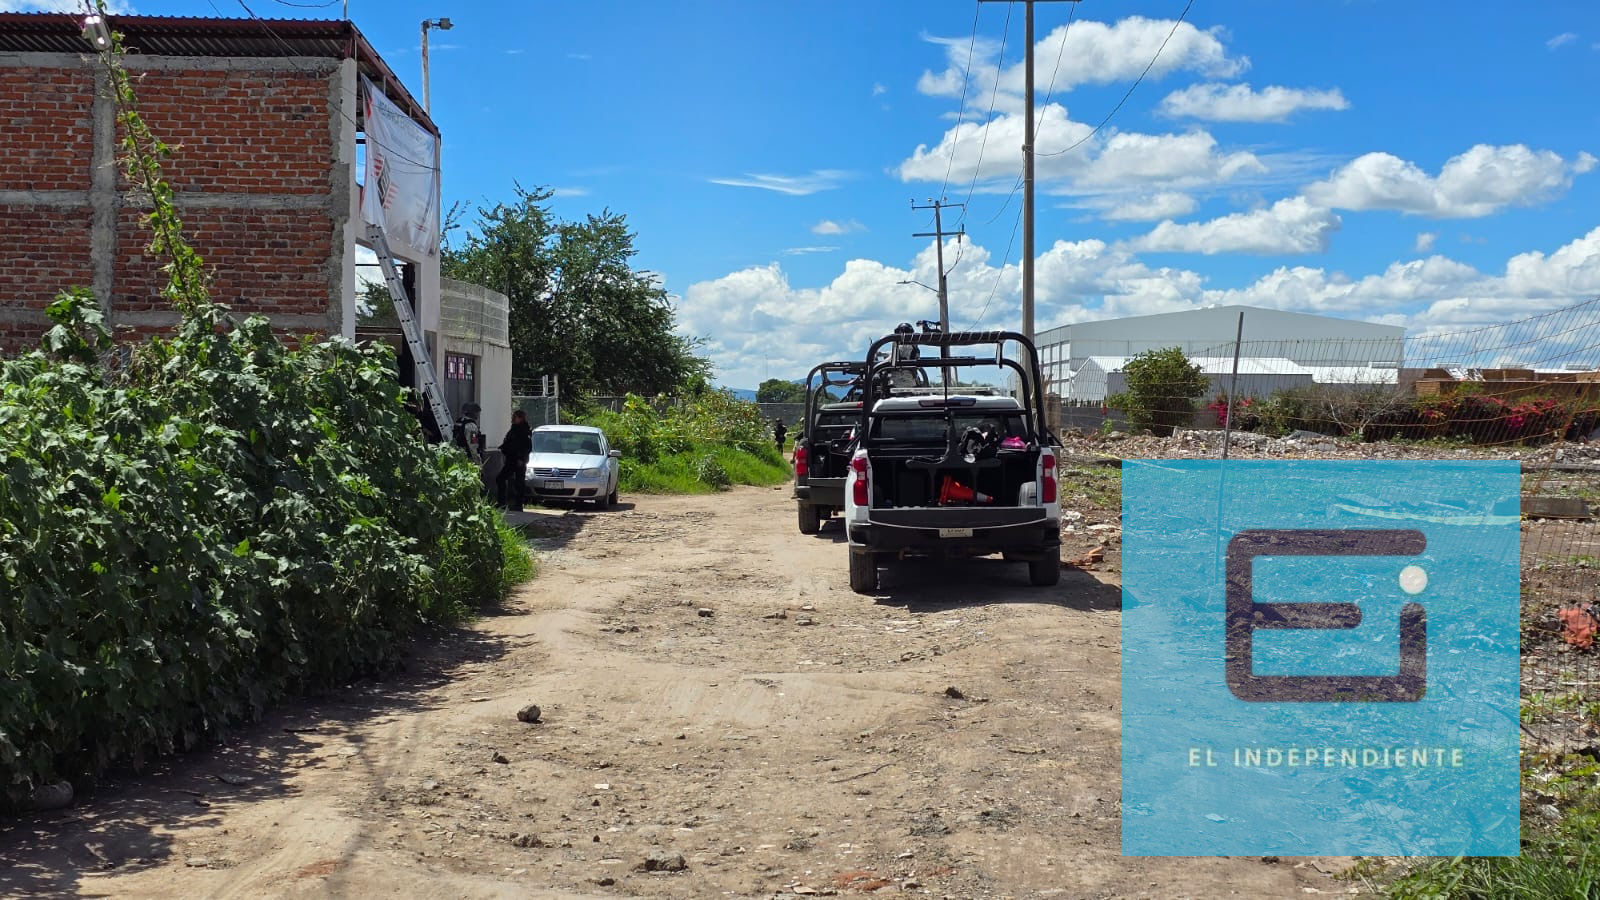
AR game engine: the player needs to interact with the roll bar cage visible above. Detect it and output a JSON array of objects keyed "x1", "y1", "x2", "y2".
[{"x1": 856, "y1": 330, "x2": 1055, "y2": 447}]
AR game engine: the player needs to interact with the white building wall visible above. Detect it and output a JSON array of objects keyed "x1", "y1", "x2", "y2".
[{"x1": 440, "y1": 278, "x2": 513, "y2": 444}]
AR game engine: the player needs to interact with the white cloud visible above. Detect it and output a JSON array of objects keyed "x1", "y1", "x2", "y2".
[
  {"x1": 1099, "y1": 192, "x2": 1198, "y2": 222},
  {"x1": 549, "y1": 186, "x2": 589, "y2": 198},
  {"x1": 1547, "y1": 32, "x2": 1578, "y2": 49},
  {"x1": 1304, "y1": 144, "x2": 1594, "y2": 218},
  {"x1": 686, "y1": 224, "x2": 1600, "y2": 387},
  {"x1": 709, "y1": 170, "x2": 851, "y2": 196},
  {"x1": 1504, "y1": 226, "x2": 1600, "y2": 298},
  {"x1": 1158, "y1": 82, "x2": 1349, "y2": 123},
  {"x1": 1415, "y1": 232, "x2": 1437, "y2": 252},
  {"x1": 872, "y1": 82, "x2": 887, "y2": 97},
  {"x1": 921, "y1": 17, "x2": 1246, "y2": 107},
  {"x1": 812, "y1": 218, "x2": 865, "y2": 235},
  {"x1": 898, "y1": 104, "x2": 1264, "y2": 196},
  {"x1": 1130, "y1": 197, "x2": 1340, "y2": 255},
  {"x1": 784, "y1": 246, "x2": 839, "y2": 256}
]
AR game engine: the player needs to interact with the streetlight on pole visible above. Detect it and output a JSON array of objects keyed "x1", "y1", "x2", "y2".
[
  {"x1": 420, "y1": 17, "x2": 453, "y2": 114},
  {"x1": 897, "y1": 279, "x2": 953, "y2": 386}
]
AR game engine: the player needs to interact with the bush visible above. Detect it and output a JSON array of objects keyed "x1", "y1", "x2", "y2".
[
  {"x1": 579, "y1": 391, "x2": 787, "y2": 493},
  {"x1": 1105, "y1": 348, "x2": 1209, "y2": 436},
  {"x1": 0, "y1": 293, "x2": 524, "y2": 805}
]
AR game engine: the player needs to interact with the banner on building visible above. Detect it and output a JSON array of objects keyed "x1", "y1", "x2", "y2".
[{"x1": 359, "y1": 75, "x2": 441, "y2": 257}]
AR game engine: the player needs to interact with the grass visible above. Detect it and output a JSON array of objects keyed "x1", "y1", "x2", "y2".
[
  {"x1": 1059, "y1": 464, "x2": 1123, "y2": 512},
  {"x1": 495, "y1": 513, "x2": 536, "y2": 597},
  {"x1": 618, "y1": 444, "x2": 790, "y2": 494}
]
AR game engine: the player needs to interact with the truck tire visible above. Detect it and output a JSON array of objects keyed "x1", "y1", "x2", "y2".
[
  {"x1": 798, "y1": 502, "x2": 821, "y2": 535},
  {"x1": 848, "y1": 550, "x2": 878, "y2": 594},
  {"x1": 1028, "y1": 549, "x2": 1062, "y2": 587}
]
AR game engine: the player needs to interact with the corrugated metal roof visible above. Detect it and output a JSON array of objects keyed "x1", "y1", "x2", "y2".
[
  {"x1": 0, "y1": 12, "x2": 436, "y2": 135},
  {"x1": 1075, "y1": 356, "x2": 1315, "y2": 377}
]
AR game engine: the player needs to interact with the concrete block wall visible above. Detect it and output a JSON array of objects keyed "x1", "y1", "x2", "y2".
[{"x1": 0, "y1": 52, "x2": 357, "y2": 354}]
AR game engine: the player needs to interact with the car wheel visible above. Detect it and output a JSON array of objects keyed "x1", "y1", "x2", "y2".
[
  {"x1": 797, "y1": 502, "x2": 821, "y2": 535},
  {"x1": 608, "y1": 487, "x2": 619, "y2": 505},
  {"x1": 848, "y1": 550, "x2": 878, "y2": 594},
  {"x1": 1028, "y1": 548, "x2": 1062, "y2": 587}
]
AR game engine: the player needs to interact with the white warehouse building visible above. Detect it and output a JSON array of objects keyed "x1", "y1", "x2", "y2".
[{"x1": 1036, "y1": 305, "x2": 1405, "y2": 403}]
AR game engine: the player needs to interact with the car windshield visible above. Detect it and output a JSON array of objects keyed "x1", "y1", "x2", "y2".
[{"x1": 532, "y1": 432, "x2": 604, "y2": 455}]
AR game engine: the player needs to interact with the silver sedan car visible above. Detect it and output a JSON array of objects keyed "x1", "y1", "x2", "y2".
[{"x1": 523, "y1": 425, "x2": 622, "y2": 509}]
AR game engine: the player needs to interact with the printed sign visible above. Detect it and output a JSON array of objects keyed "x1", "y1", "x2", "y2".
[
  {"x1": 1121, "y1": 461, "x2": 1520, "y2": 856},
  {"x1": 359, "y1": 75, "x2": 441, "y2": 257}
]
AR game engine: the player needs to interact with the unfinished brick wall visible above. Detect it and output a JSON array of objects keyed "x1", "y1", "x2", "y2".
[{"x1": 0, "y1": 54, "x2": 346, "y2": 354}]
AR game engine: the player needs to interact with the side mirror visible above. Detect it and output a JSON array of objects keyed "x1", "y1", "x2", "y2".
[{"x1": 608, "y1": 449, "x2": 622, "y2": 458}]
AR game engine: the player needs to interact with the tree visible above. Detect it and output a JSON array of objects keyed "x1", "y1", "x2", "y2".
[
  {"x1": 441, "y1": 186, "x2": 708, "y2": 404},
  {"x1": 756, "y1": 378, "x2": 807, "y2": 403},
  {"x1": 1106, "y1": 347, "x2": 1209, "y2": 436}
]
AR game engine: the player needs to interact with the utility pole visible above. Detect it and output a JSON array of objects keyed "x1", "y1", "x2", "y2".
[
  {"x1": 911, "y1": 199, "x2": 964, "y2": 335},
  {"x1": 912, "y1": 199, "x2": 964, "y2": 386},
  {"x1": 977, "y1": 0, "x2": 1078, "y2": 345}
]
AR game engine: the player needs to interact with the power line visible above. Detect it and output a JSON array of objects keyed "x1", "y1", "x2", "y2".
[
  {"x1": 1038, "y1": 0, "x2": 1196, "y2": 159},
  {"x1": 233, "y1": 0, "x2": 440, "y2": 174},
  {"x1": 955, "y1": 1, "x2": 1013, "y2": 228},
  {"x1": 1033, "y1": 0, "x2": 1079, "y2": 134},
  {"x1": 968, "y1": 205, "x2": 1023, "y2": 330},
  {"x1": 936, "y1": 4, "x2": 984, "y2": 203}
]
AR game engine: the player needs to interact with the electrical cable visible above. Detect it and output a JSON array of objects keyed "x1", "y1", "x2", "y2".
[
  {"x1": 967, "y1": 205, "x2": 1024, "y2": 330},
  {"x1": 234, "y1": 0, "x2": 439, "y2": 174},
  {"x1": 954, "y1": 1, "x2": 1013, "y2": 227},
  {"x1": 1038, "y1": 0, "x2": 1195, "y2": 159},
  {"x1": 936, "y1": 4, "x2": 984, "y2": 204}
]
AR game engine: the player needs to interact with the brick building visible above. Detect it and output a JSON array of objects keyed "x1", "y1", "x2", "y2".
[{"x1": 0, "y1": 12, "x2": 453, "y2": 390}]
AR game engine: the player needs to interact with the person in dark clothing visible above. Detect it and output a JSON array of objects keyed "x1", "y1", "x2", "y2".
[
  {"x1": 496, "y1": 409, "x2": 534, "y2": 509},
  {"x1": 773, "y1": 417, "x2": 787, "y2": 452}
]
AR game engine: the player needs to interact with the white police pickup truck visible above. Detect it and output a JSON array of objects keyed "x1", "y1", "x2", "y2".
[{"x1": 841, "y1": 331, "x2": 1062, "y2": 594}]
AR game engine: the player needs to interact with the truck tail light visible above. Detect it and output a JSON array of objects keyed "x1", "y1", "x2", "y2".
[
  {"x1": 793, "y1": 445, "x2": 807, "y2": 477},
  {"x1": 851, "y1": 452, "x2": 869, "y2": 506},
  {"x1": 1041, "y1": 451, "x2": 1057, "y2": 504}
]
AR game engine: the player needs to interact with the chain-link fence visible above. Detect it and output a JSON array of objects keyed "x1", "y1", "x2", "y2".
[
  {"x1": 512, "y1": 374, "x2": 560, "y2": 427},
  {"x1": 1059, "y1": 298, "x2": 1600, "y2": 772}
]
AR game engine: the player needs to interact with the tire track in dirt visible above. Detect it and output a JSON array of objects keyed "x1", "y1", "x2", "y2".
[{"x1": 0, "y1": 487, "x2": 1345, "y2": 898}]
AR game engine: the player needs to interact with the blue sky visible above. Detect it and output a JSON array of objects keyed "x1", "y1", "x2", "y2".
[{"x1": 24, "y1": 0, "x2": 1600, "y2": 389}]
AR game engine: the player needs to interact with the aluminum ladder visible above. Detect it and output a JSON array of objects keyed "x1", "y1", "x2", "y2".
[{"x1": 365, "y1": 222, "x2": 453, "y2": 434}]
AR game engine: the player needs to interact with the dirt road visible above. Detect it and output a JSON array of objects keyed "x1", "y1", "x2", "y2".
[{"x1": 0, "y1": 487, "x2": 1348, "y2": 899}]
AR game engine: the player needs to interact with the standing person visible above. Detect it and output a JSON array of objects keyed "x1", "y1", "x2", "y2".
[
  {"x1": 496, "y1": 409, "x2": 533, "y2": 510},
  {"x1": 773, "y1": 417, "x2": 787, "y2": 452},
  {"x1": 454, "y1": 402, "x2": 483, "y2": 463}
]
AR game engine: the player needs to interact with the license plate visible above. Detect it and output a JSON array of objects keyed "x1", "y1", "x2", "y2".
[
  {"x1": 939, "y1": 527, "x2": 973, "y2": 538},
  {"x1": 543, "y1": 480, "x2": 564, "y2": 490}
]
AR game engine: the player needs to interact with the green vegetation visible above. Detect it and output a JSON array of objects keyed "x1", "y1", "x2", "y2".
[
  {"x1": 756, "y1": 378, "x2": 808, "y2": 404},
  {"x1": 1105, "y1": 347, "x2": 1209, "y2": 436},
  {"x1": 441, "y1": 187, "x2": 709, "y2": 404},
  {"x1": 0, "y1": 18, "x2": 531, "y2": 807},
  {"x1": 580, "y1": 392, "x2": 790, "y2": 493},
  {"x1": 1059, "y1": 465, "x2": 1122, "y2": 512}
]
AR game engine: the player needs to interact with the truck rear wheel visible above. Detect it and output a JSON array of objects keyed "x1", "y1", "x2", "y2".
[
  {"x1": 1028, "y1": 548, "x2": 1062, "y2": 587},
  {"x1": 797, "y1": 502, "x2": 821, "y2": 535},
  {"x1": 848, "y1": 550, "x2": 878, "y2": 594}
]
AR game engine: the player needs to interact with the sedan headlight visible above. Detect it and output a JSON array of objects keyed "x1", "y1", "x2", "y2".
[{"x1": 579, "y1": 467, "x2": 603, "y2": 478}]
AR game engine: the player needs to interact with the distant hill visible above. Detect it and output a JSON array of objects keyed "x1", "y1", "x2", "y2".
[{"x1": 726, "y1": 388, "x2": 758, "y2": 401}]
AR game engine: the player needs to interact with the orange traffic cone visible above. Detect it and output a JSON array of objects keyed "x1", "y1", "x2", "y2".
[{"x1": 939, "y1": 476, "x2": 994, "y2": 505}]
